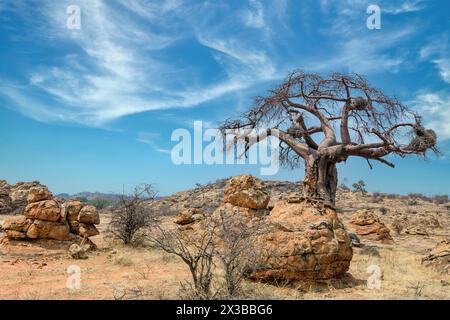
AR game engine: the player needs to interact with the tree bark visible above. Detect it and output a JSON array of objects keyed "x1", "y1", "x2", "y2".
[{"x1": 303, "y1": 157, "x2": 338, "y2": 204}]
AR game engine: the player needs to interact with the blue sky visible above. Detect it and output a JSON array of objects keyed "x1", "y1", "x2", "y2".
[{"x1": 0, "y1": 0, "x2": 449, "y2": 196}]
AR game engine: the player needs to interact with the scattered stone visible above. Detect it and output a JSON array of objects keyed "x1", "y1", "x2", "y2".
[
  {"x1": 348, "y1": 210, "x2": 394, "y2": 244},
  {"x1": 286, "y1": 194, "x2": 305, "y2": 204},
  {"x1": 349, "y1": 232, "x2": 363, "y2": 248},
  {"x1": 174, "y1": 208, "x2": 204, "y2": 225},
  {"x1": 68, "y1": 243, "x2": 89, "y2": 259},
  {"x1": 405, "y1": 225, "x2": 429, "y2": 236},
  {"x1": 422, "y1": 239, "x2": 450, "y2": 274}
]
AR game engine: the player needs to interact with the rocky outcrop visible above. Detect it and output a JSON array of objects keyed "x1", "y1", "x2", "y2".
[
  {"x1": 348, "y1": 210, "x2": 393, "y2": 244},
  {"x1": 251, "y1": 201, "x2": 353, "y2": 281},
  {"x1": 25, "y1": 200, "x2": 61, "y2": 222},
  {"x1": 1, "y1": 180, "x2": 100, "y2": 241},
  {"x1": 9, "y1": 181, "x2": 46, "y2": 215},
  {"x1": 422, "y1": 239, "x2": 450, "y2": 274},
  {"x1": 190, "y1": 174, "x2": 353, "y2": 282},
  {"x1": 223, "y1": 175, "x2": 270, "y2": 209},
  {"x1": 0, "y1": 180, "x2": 12, "y2": 214}
]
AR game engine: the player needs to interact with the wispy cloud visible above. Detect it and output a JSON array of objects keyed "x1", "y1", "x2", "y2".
[
  {"x1": 136, "y1": 132, "x2": 171, "y2": 154},
  {"x1": 242, "y1": 0, "x2": 266, "y2": 29},
  {"x1": 0, "y1": 0, "x2": 280, "y2": 126},
  {"x1": 383, "y1": 0, "x2": 426, "y2": 15},
  {"x1": 420, "y1": 36, "x2": 450, "y2": 84}
]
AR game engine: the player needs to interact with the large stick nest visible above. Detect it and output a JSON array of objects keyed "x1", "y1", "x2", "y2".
[{"x1": 404, "y1": 125, "x2": 438, "y2": 154}]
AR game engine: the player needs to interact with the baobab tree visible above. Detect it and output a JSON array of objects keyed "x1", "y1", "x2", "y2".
[{"x1": 220, "y1": 71, "x2": 438, "y2": 204}]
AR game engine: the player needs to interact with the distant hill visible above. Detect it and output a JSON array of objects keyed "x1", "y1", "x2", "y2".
[{"x1": 56, "y1": 192, "x2": 124, "y2": 203}]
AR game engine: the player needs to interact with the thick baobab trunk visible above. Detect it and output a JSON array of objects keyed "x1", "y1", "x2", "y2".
[{"x1": 303, "y1": 157, "x2": 338, "y2": 204}]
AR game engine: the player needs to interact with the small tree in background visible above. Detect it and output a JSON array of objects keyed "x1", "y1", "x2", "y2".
[
  {"x1": 352, "y1": 180, "x2": 367, "y2": 195},
  {"x1": 109, "y1": 184, "x2": 157, "y2": 245}
]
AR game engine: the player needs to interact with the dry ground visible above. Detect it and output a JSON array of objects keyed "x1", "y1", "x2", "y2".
[{"x1": 0, "y1": 191, "x2": 449, "y2": 300}]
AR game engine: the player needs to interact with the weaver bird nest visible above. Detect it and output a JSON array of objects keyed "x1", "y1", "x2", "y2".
[{"x1": 405, "y1": 125, "x2": 438, "y2": 154}]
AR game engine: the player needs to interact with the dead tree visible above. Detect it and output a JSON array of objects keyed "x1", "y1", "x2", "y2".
[
  {"x1": 109, "y1": 184, "x2": 157, "y2": 245},
  {"x1": 221, "y1": 71, "x2": 439, "y2": 204}
]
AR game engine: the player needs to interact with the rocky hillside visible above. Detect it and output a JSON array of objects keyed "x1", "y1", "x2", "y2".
[
  {"x1": 151, "y1": 179, "x2": 304, "y2": 215},
  {"x1": 151, "y1": 178, "x2": 450, "y2": 239}
]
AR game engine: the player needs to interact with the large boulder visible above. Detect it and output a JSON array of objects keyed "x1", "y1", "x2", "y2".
[
  {"x1": 27, "y1": 186, "x2": 53, "y2": 204},
  {"x1": 2, "y1": 215, "x2": 33, "y2": 239},
  {"x1": 422, "y1": 239, "x2": 450, "y2": 275},
  {"x1": 26, "y1": 220, "x2": 70, "y2": 241},
  {"x1": 78, "y1": 223, "x2": 100, "y2": 237},
  {"x1": 249, "y1": 201, "x2": 353, "y2": 281},
  {"x1": 348, "y1": 210, "x2": 393, "y2": 244},
  {"x1": 78, "y1": 205, "x2": 100, "y2": 225},
  {"x1": 223, "y1": 175, "x2": 270, "y2": 209},
  {"x1": 25, "y1": 200, "x2": 61, "y2": 222},
  {"x1": 61, "y1": 200, "x2": 84, "y2": 222},
  {"x1": 9, "y1": 181, "x2": 44, "y2": 214},
  {"x1": 2, "y1": 215, "x2": 32, "y2": 232}
]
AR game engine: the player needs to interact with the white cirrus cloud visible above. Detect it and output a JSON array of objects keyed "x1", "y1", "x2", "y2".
[{"x1": 0, "y1": 0, "x2": 280, "y2": 127}]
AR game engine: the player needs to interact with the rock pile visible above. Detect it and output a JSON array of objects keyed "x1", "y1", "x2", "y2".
[
  {"x1": 0, "y1": 180, "x2": 48, "y2": 215},
  {"x1": 422, "y1": 239, "x2": 450, "y2": 275},
  {"x1": 174, "y1": 208, "x2": 205, "y2": 225},
  {"x1": 1, "y1": 183, "x2": 100, "y2": 241},
  {"x1": 188, "y1": 174, "x2": 353, "y2": 281},
  {"x1": 348, "y1": 210, "x2": 393, "y2": 244}
]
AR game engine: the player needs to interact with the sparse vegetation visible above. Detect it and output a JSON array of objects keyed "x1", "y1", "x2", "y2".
[
  {"x1": 108, "y1": 184, "x2": 157, "y2": 245},
  {"x1": 352, "y1": 180, "x2": 367, "y2": 195},
  {"x1": 87, "y1": 197, "x2": 112, "y2": 210},
  {"x1": 146, "y1": 220, "x2": 217, "y2": 299}
]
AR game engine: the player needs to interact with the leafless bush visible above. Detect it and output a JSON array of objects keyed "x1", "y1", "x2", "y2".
[
  {"x1": 146, "y1": 221, "x2": 217, "y2": 299},
  {"x1": 108, "y1": 184, "x2": 157, "y2": 245},
  {"x1": 392, "y1": 219, "x2": 406, "y2": 235},
  {"x1": 211, "y1": 210, "x2": 271, "y2": 297}
]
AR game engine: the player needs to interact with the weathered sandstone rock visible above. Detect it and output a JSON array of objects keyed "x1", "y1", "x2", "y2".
[
  {"x1": 422, "y1": 239, "x2": 450, "y2": 275},
  {"x1": 78, "y1": 205, "x2": 100, "y2": 225},
  {"x1": 348, "y1": 210, "x2": 393, "y2": 244},
  {"x1": 27, "y1": 186, "x2": 53, "y2": 204},
  {"x1": 26, "y1": 220, "x2": 70, "y2": 241},
  {"x1": 223, "y1": 174, "x2": 270, "y2": 209},
  {"x1": 25, "y1": 200, "x2": 61, "y2": 222},
  {"x1": 249, "y1": 201, "x2": 353, "y2": 281}
]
